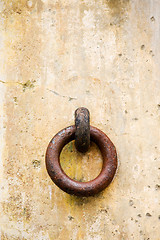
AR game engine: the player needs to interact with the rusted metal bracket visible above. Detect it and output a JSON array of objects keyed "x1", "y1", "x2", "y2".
[{"x1": 75, "y1": 107, "x2": 90, "y2": 153}]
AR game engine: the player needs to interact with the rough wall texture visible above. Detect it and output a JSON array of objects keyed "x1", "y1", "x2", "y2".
[{"x1": 0, "y1": 0, "x2": 160, "y2": 239}]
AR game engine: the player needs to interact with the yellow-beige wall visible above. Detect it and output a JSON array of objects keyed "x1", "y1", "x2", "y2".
[{"x1": 0, "y1": 0, "x2": 160, "y2": 239}]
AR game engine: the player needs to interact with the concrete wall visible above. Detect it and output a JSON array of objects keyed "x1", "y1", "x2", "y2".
[{"x1": 0, "y1": 0, "x2": 160, "y2": 239}]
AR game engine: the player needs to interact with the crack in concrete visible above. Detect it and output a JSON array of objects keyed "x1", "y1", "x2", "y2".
[
  {"x1": 47, "y1": 88, "x2": 77, "y2": 101},
  {"x1": 0, "y1": 81, "x2": 77, "y2": 101}
]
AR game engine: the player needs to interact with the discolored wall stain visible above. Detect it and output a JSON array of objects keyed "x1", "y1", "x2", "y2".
[
  {"x1": 2, "y1": 0, "x2": 44, "y2": 15},
  {"x1": 60, "y1": 141, "x2": 103, "y2": 182},
  {"x1": 93, "y1": 0, "x2": 130, "y2": 27},
  {"x1": 106, "y1": 0, "x2": 129, "y2": 13},
  {"x1": 107, "y1": 0, "x2": 130, "y2": 23}
]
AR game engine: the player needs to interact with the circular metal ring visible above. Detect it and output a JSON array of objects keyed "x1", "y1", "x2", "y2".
[
  {"x1": 75, "y1": 107, "x2": 90, "y2": 153},
  {"x1": 45, "y1": 125, "x2": 117, "y2": 197}
]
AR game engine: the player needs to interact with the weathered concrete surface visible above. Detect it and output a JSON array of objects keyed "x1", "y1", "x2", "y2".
[{"x1": 0, "y1": 0, "x2": 160, "y2": 239}]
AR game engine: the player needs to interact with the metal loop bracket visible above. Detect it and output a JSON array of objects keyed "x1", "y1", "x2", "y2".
[
  {"x1": 75, "y1": 107, "x2": 90, "y2": 153},
  {"x1": 45, "y1": 125, "x2": 117, "y2": 197}
]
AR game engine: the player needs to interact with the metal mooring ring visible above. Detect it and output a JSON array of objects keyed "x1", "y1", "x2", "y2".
[{"x1": 45, "y1": 125, "x2": 117, "y2": 197}]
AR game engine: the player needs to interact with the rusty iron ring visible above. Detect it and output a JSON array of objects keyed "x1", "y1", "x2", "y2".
[
  {"x1": 45, "y1": 125, "x2": 117, "y2": 197},
  {"x1": 75, "y1": 107, "x2": 90, "y2": 153}
]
